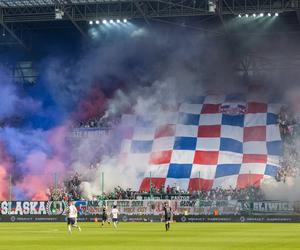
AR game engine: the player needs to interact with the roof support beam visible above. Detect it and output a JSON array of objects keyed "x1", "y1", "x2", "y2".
[
  {"x1": 134, "y1": 1, "x2": 150, "y2": 25},
  {"x1": 297, "y1": 10, "x2": 300, "y2": 24},
  {"x1": 0, "y1": 8, "x2": 29, "y2": 50},
  {"x1": 64, "y1": 8, "x2": 88, "y2": 38}
]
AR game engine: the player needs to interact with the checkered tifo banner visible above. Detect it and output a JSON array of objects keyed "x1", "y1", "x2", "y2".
[{"x1": 118, "y1": 94, "x2": 282, "y2": 192}]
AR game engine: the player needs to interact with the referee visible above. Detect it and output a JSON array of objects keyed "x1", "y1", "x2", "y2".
[{"x1": 163, "y1": 202, "x2": 171, "y2": 231}]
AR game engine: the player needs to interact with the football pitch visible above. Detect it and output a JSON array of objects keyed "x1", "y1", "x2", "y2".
[{"x1": 0, "y1": 222, "x2": 299, "y2": 250}]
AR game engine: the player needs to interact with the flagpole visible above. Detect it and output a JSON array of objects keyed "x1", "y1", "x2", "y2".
[
  {"x1": 198, "y1": 171, "x2": 201, "y2": 196},
  {"x1": 149, "y1": 171, "x2": 152, "y2": 199},
  {"x1": 249, "y1": 171, "x2": 252, "y2": 215},
  {"x1": 8, "y1": 174, "x2": 12, "y2": 214},
  {"x1": 101, "y1": 172, "x2": 104, "y2": 195},
  {"x1": 9, "y1": 174, "x2": 12, "y2": 202},
  {"x1": 54, "y1": 173, "x2": 57, "y2": 213},
  {"x1": 198, "y1": 171, "x2": 201, "y2": 214}
]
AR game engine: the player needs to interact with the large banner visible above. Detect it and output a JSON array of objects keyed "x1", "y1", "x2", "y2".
[
  {"x1": 105, "y1": 200, "x2": 242, "y2": 216},
  {"x1": 0, "y1": 200, "x2": 300, "y2": 221},
  {"x1": 120, "y1": 95, "x2": 282, "y2": 192},
  {"x1": 0, "y1": 201, "x2": 67, "y2": 216}
]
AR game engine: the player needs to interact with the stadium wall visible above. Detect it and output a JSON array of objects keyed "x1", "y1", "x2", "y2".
[
  {"x1": 1, "y1": 215, "x2": 300, "y2": 223},
  {"x1": 1, "y1": 200, "x2": 300, "y2": 222}
]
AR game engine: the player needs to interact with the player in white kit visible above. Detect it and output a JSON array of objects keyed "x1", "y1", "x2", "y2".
[
  {"x1": 67, "y1": 201, "x2": 81, "y2": 234},
  {"x1": 111, "y1": 205, "x2": 119, "y2": 228}
]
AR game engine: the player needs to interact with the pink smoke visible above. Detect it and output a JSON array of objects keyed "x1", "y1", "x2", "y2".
[
  {"x1": 0, "y1": 142, "x2": 14, "y2": 200},
  {"x1": 0, "y1": 165, "x2": 8, "y2": 200},
  {"x1": 13, "y1": 123, "x2": 71, "y2": 201}
]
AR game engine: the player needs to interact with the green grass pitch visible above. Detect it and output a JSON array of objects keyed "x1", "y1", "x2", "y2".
[{"x1": 0, "y1": 222, "x2": 299, "y2": 250}]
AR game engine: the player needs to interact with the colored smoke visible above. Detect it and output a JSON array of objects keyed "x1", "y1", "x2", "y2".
[
  {"x1": 1, "y1": 23, "x2": 300, "y2": 201},
  {"x1": 0, "y1": 68, "x2": 73, "y2": 200}
]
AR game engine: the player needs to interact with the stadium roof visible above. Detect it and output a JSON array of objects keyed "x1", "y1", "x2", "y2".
[
  {"x1": 0, "y1": 0, "x2": 118, "y2": 8},
  {"x1": 0, "y1": 0, "x2": 299, "y2": 52}
]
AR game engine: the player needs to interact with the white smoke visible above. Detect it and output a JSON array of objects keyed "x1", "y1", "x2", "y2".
[
  {"x1": 103, "y1": 89, "x2": 132, "y2": 119},
  {"x1": 260, "y1": 87, "x2": 300, "y2": 201},
  {"x1": 67, "y1": 29, "x2": 248, "y2": 196},
  {"x1": 43, "y1": 23, "x2": 300, "y2": 199},
  {"x1": 261, "y1": 177, "x2": 300, "y2": 201},
  {"x1": 79, "y1": 156, "x2": 144, "y2": 198}
]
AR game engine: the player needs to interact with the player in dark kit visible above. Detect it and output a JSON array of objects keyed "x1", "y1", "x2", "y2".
[
  {"x1": 101, "y1": 205, "x2": 110, "y2": 227},
  {"x1": 163, "y1": 202, "x2": 171, "y2": 231}
]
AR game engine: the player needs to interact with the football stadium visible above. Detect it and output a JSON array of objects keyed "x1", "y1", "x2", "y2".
[{"x1": 0, "y1": 0, "x2": 300, "y2": 249}]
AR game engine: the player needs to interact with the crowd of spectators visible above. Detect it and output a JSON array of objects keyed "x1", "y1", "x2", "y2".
[
  {"x1": 277, "y1": 105, "x2": 299, "y2": 182},
  {"x1": 64, "y1": 172, "x2": 82, "y2": 200},
  {"x1": 101, "y1": 186, "x2": 138, "y2": 200},
  {"x1": 99, "y1": 185, "x2": 265, "y2": 201},
  {"x1": 193, "y1": 186, "x2": 265, "y2": 201},
  {"x1": 47, "y1": 178, "x2": 265, "y2": 201},
  {"x1": 77, "y1": 116, "x2": 120, "y2": 129},
  {"x1": 47, "y1": 172, "x2": 83, "y2": 201},
  {"x1": 0, "y1": 116, "x2": 23, "y2": 128},
  {"x1": 47, "y1": 185, "x2": 68, "y2": 201}
]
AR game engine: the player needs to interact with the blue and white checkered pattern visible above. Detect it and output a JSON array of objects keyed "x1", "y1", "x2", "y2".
[{"x1": 119, "y1": 94, "x2": 282, "y2": 191}]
